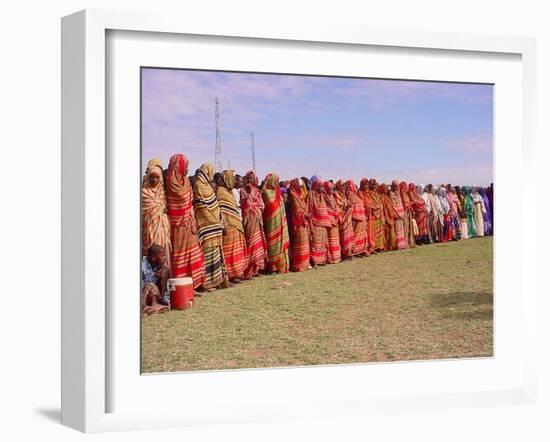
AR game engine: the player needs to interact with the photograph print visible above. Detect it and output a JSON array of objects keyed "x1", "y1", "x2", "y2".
[{"x1": 140, "y1": 67, "x2": 493, "y2": 373}]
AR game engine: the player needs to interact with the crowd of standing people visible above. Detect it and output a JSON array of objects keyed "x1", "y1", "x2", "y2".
[{"x1": 141, "y1": 153, "x2": 493, "y2": 314}]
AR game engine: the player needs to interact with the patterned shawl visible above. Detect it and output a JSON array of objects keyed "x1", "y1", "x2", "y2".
[
  {"x1": 357, "y1": 178, "x2": 374, "y2": 219},
  {"x1": 308, "y1": 180, "x2": 331, "y2": 227},
  {"x1": 216, "y1": 169, "x2": 244, "y2": 233},
  {"x1": 408, "y1": 182, "x2": 426, "y2": 214},
  {"x1": 399, "y1": 181, "x2": 412, "y2": 211},
  {"x1": 262, "y1": 173, "x2": 290, "y2": 260},
  {"x1": 241, "y1": 170, "x2": 264, "y2": 228},
  {"x1": 389, "y1": 181, "x2": 404, "y2": 219},
  {"x1": 142, "y1": 159, "x2": 171, "y2": 255},
  {"x1": 377, "y1": 183, "x2": 397, "y2": 225},
  {"x1": 193, "y1": 163, "x2": 223, "y2": 246},
  {"x1": 288, "y1": 177, "x2": 309, "y2": 228},
  {"x1": 166, "y1": 154, "x2": 196, "y2": 230},
  {"x1": 323, "y1": 181, "x2": 339, "y2": 226},
  {"x1": 345, "y1": 179, "x2": 366, "y2": 222}
]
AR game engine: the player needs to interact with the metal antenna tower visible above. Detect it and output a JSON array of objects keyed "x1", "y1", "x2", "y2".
[
  {"x1": 250, "y1": 132, "x2": 256, "y2": 172},
  {"x1": 214, "y1": 97, "x2": 223, "y2": 172}
]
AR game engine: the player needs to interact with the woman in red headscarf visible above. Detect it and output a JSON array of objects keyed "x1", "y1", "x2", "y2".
[
  {"x1": 324, "y1": 181, "x2": 342, "y2": 264},
  {"x1": 345, "y1": 179, "x2": 369, "y2": 256},
  {"x1": 390, "y1": 180, "x2": 407, "y2": 250},
  {"x1": 288, "y1": 178, "x2": 311, "y2": 272},
  {"x1": 165, "y1": 154, "x2": 206, "y2": 289},
  {"x1": 367, "y1": 178, "x2": 385, "y2": 252},
  {"x1": 399, "y1": 181, "x2": 416, "y2": 248},
  {"x1": 240, "y1": 170, "x2": 267, "y2": 278},
  {"x1": 409, "y1": 183, "x2": 429, "y2": 244},
  {"x1": 262, "y1": 173, "x2": 290, "y2": 273},
  {"x1": 334, "y1": 180, "x2": 355, "y2": 259},
  {"x1": 357, "y1": 178, "x2": 375, "y2": 254},
  {"x1": 377, "y1": 183, "x2": 398, "y2": 251},
  {"x1": 308, "y1": 179, "x2": 331, "y2": 266}
]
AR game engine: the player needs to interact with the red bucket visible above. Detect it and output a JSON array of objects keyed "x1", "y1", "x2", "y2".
[{"x1": 167, "y1": 277, "x2": 194, "y2": 310}]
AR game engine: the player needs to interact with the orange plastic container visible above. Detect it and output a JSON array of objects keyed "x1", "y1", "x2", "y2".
[{"x1": 167, "y1": 277, "x2": 194, "y2": 310}]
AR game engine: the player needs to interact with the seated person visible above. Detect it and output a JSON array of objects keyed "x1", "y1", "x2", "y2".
[{"x1": 141, "y1": 244, "x2": 171, "y2": 315}]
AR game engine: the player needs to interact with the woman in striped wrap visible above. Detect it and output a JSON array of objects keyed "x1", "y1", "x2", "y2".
[
  {"x1": 377, "y1": 184, "x2": 398, "y2": 251},
  {"x1": 390, "y1": 180, "x2": 407, "y2": 250},
  {"x1": 217, "y1": 169, "x2": 248, "y2": 282},
  {"x1": 334, "y1": 180, "x2": 355, "y2": 259},
  {"x1": 288, "y1": 178, "x2": 311, "y2": 272},
  {"x1": 261, "y1": 173, "x2": 290, "y2": 274},
  {"x1": 165, "y1": 154, "x2": 205, "y2": 289},
  {"x1": 307, "y1": 179, "x2": 331, "y2": 266},
  {"x1": 240, "y1": 170, "x2": 267, "y2": 278},
  {"x1": 193, "y1": 163, "x2": 229, "y2": 290},
  {"x1": 409, "y1": 183, "x2": 429, "y2": 244},
  {"x1": 323, "y1": 181, "x2": 342, "y2": 264},
  {"x1": 366, "y1": 179, "x2": 385, "y2": 252},
  {"x1": 345, "y1": 179, "x2": 369, "y2": 256},
  {"x1": 142, "y1": 158, "x2": 172, "y2": 261},
  {"x1": 446, "y1": 185, "x2": 462, "y2": 240},
  {"x1": 399, "y1": 181, "x2": 416, "y2": 248},
  {"x1": 357, "y1": 178, "x2": 375, "y2": 254}
]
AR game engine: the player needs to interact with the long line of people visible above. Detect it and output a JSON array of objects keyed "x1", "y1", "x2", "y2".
[{"x1": 141, "y1": 154, "x2": 493, "y2": 314}]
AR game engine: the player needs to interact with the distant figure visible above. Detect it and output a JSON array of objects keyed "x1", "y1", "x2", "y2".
[
  {"x1": 345, "y1": 179, "x2": 369, "y2": 257},
  {"x1": 461, "y1": 186, "x2": 477, "y2": 238},
  {"x1": 323, "y1": 181, "x2": 342, "y2": 264},
  {"x1": 240, "y1": 170, "x2": 267, "y2": 278},
  {"x1": 426, "y1": 184, "x2": 444, "y2": 243},
  {"x1": 141, "y1": 244, "x2": 170, "y2": 315},
  {"x1": 193, "y1": 163, "x2": 229, "y2": 291},
  {"x1": 377, "y1": 183, "x2": 398, "y2": 251},
  {"x1": 399, "y1": 181, "x2": 416, "y2": 248},
  {"x1": 409, "y1": 183, "x2": 429, "y2": 244},
  {"x1": 334, "y1": 180, "x2": 355, "y2": 259},
  {"x1": 446, "y1": 184, "x2": 462, "y2": 241},
  {"x1": 166, "y1": 154, "x2": 205, "y2": 289},
  {"x1": 308, "y1": 179, "x2": 331, "y2": 266},
  {"x1": 478, "y1": 187, "x2": 492, "y2": 236},
  {"x1": 390, "y1": 180, "x2": 407, "y2": 250},
  {"x1": 357, "y1": 178, "x2": 375, "y2": 254},
  {"x1": 232, "y1": 174, "x2": 244, "y2": 216},
  {"x1": 141, "y1": 159, "x2": 171, "y2": 262},
  {"x1": 262, "y1": 173, "x2": 290, "y2": 273},
  {"x1": 367, "y1": 179, "x2": 385, "y2": 252},
  {"x1": 217, "y1": 170, "x2": 248, "y2": 282},
  {"x1": 471, "y1": 187, "x2": 486, "y2": 237},
  {"x1": 455, "y1": 186, "x2": 469, "y2": 240},
  {"x1": 288, "y1": 178, "x2": 311, "y2": 272}
]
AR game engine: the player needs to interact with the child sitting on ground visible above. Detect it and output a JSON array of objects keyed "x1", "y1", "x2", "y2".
[{"x1": 141, "y1": 244, "x2": 171, "y2": 315}]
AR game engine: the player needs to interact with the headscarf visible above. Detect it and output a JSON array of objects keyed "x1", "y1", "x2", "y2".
[
  {"x1": 166, "y1": 154, "x2": 195, "y2": 229},
  {"x1": 216, "y1": 169, "x2": 244, "y2": 233},
  {"x1": 193, "y1": 163, "x2": 223, "y2": 245},
  {"x1": 142, "y1": 159, "x2": 171, "y2": 255}
]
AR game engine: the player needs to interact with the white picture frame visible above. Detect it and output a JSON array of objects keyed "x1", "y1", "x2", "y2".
[{"x1": 61, "y1": 9, "x2": 537, "y2": 433}]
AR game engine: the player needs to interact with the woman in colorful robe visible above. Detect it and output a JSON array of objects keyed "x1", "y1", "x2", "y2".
[
  {"x1": 357, "y1": 178, "x2": 375, "y2": 254},
  {"x1": 389, "y1": 180, "x2": 407, "y2": 250},
  {"x1": 399, "y1": 181, "x2": 416, "y2": 248},
  {"x1": 240, "y1": 170, "x2": 267, "y2": 278},
  {"x1": 288, "y1": 178, "x2": 311, "y2": 272},
  {"x1": 334, "y1": 180, "x2": 355, "y2": 258},
  {"x1": 461, "y1": 186, "x2": 477, "y2": 238},
  {"x1": 323, "y1": 181, "x2": 342, "y2": 264},
  {"x1": 193, "y1": 163, "x2": 229, "y2": 290},
  {"x1": 426, "y1": 184, "x2": 444, "y2": 243},
  {"x1": 471, "y1": 187, "x2": 486, "y2": 237},
  {"x1": 142, "y1": 159, "x2": 172, "y2": 261},
  {"x1": 446, "y1": 185, "x2": 462, "y2": 240},
  {"x1": 367, "y1": 179, "x2": 385, "y2": 251},
  {"x1": 409, "y1": 183, "x2": 429, "y2": 244},
  {"x1": 217, "y1": 169, "x2": 248, "y2": 282},
  {"x1": 165, "y1": 154, "x2": 205, "y2": 289},
  {"x1": 307, "y1": 179, "x2": 331, "y2": 265},
  {"x1": 262, "y1": 173, "x2": 290, "y2": 273},
  {"x1": 377, "y1": 184, "x2": 398, "y2": 250},
  {"x1": 345, "y1": 179, "x2": 369, "y2": 256}
]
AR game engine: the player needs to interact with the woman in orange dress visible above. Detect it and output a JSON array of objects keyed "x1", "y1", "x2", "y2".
[
  {"x1": 288, "y1": 178, "x2": 311, "y2": 271},
  {"x1": 399, "y1": 181, "x2": 416, "y2": 248},
  {"x1": 165, "y1": 154, "x2": 205, "y2": 289},
  {"x1": 217, "y1": 169, "x2": 248, "y2": 282},
  {"x1": 377, "y1": 183, "x2": 398, "y2": 251},
  {"x1": 345, "y1": 179, "x2": 369, "y2": 256},
  {"x1": 323, "y1": 181, "x2": 342, "y2": 264},
  {"x1": 334, "y1": 180, "x2": 355, "y2": 259},
  {"x1": 308, "y1": 179, "x2": 331, "y2": 266},
  {"x1": 240, "y1": 170, "x2": 267, "y2": 278},
  {"x1": 389, "y1": 180, "x2": 407, "y2": 250}
]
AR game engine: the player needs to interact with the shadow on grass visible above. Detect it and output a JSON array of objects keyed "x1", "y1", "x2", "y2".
[
  {"x1": 429, "y1": 291, "x2": 493, "y2": 308},
  {"x1": 440, "y1": 309, "x2": 493, "y2": 321}
]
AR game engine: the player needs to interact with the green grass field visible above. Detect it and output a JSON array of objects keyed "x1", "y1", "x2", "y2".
[{"x1": 142, "y1": 236, "x2": 493, "y2": 373}]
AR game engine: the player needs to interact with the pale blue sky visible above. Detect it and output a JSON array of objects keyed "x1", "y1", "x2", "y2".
[{"x1": 142, "y1": 68, "x2": 493, "y2": 186}]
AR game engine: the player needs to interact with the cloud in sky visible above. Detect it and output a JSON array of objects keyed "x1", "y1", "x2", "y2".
[{"x1": 141, "y1": 68, "x2": 494, "y2": 185}]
